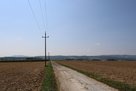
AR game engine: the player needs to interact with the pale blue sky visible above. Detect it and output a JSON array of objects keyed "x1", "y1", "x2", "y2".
[{"x1": 0, "y1": 0, "x2": 136, "y2": 56}]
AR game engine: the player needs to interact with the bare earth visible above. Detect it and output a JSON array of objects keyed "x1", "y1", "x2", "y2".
[
  {"x1": 52, "y1": 62, "x2": 118, "y2": 91},
  {"x1": 0, "y1": 62, "x2": 45, "y2": 91}
]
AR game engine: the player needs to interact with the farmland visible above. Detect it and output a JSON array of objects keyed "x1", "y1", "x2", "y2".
[
  {"x1": 0, "y1": 62, "x2": 45, "y2": 91},
  {"x1": 57, "y1": 61, "x2": 136, "y2": 90}
]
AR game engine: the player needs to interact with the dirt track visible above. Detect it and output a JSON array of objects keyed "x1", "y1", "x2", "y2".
[
  {"x1": 52, "y1": 62, "x2": 118, "y2": 91},
  {"x1": 57, "y1": 61, "x2": 136, "y2": 86},
  {"x1": 0, "y1": 62, "x2": 45, "y2": 91}
]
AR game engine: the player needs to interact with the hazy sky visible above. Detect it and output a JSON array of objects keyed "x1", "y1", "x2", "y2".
[{"x1": 0, "y1": 0, "x2": 136, "y2": 56}]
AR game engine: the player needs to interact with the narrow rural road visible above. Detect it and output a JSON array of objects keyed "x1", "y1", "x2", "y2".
[{"x1": 52, "y1": 62, "x2": 118, "y2": 91}]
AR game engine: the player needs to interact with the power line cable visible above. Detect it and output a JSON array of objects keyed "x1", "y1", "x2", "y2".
[
  {"x1": 38, "y1": 0, "x2": 46, "y2": 30},
  {"x1": 44, "y1": 0, "x2": 48, "y2": 31},
  {"x1": 27, "y1": 0, "x2": 41, "y2": 30}
]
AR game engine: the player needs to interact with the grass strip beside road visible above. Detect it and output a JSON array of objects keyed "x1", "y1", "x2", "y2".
[
  {"x1": 41, "y1": 62, "x2": 58, "y2": 91},
  {"x1": 58, "y1": 63, "x2": 136, "y2": 91}
]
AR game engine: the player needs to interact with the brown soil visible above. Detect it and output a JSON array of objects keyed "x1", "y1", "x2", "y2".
[
  {"x1": 57, "y1": 61, "x2": 136, "y2": 86},
  {"x1": 0, "y1": 62, "x2": 45, "y2": 91}
]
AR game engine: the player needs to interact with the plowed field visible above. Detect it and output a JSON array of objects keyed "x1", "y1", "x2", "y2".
[
  {"x1": 0, "y1": 62, "x2": 45, "y2": 91},
  {"x1": 58, "y1": 61, "x2": 136, "y2": 86}
]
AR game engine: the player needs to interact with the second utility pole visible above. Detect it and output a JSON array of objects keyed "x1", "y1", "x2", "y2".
[{"x1": 42, "y1": 32, "x2": 49, "y2": 66}]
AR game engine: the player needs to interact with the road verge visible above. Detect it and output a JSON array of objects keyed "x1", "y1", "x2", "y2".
[{"x1": 41, "y1": 62, "x2": 58, "y2": 91}]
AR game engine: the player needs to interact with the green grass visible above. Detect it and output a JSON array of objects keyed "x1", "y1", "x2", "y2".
[
  {"x1": 59, "y1": 63, "x2": 136, "y2": 91},
  {"x1": 41, "y1": 62, "x2": 58, "y2": 91}
]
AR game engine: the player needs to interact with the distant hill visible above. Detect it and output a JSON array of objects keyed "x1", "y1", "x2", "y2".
[
  {"x1": 11, "y1": 55, "x2": 28, "y2": 57},
  {"x1": 0, "y1": 55, "x2": 136, "y2": 61}
]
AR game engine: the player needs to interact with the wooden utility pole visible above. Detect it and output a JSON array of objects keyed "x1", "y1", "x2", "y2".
[{"x1": 42, "y1": 32, "x2": 49, "y2": 66}]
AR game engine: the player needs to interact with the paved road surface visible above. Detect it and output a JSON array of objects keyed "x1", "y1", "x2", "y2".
[{"x1": 52, "y1": 62, "x2": 118, "y2": 91}]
